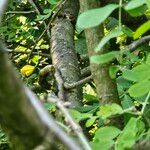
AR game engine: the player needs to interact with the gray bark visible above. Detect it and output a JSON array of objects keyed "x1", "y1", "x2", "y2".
[
  {"x1": 51, "y1": 0, "x2": 82, "y2": 107},
  {"x1": 0, "y1": 43, "x2": 81, "y2": 150},
  {"x1": 79, "y1": 0, "x2": 120, "y2": 105}
]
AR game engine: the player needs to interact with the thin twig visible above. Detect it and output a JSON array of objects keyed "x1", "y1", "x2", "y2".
[
  {"x1": 47, "y1": 95, "x2": 92, "y2": 150},
  {"x1": 127, "y1": 35, "x2": 150, "y2": 52},
  {"x1": 118, "y1": 0, "x2": 122, "y2": 30},
  {"x1": 64, "y1": 75, "x2": 93, "y2": 89},
  {"x1": 48, "y1": 65, "x2": 91, "y2": 150},
  {"x1": 27, "y1": 0, "x2": 51, "y2": 62},
  {"x1": 39, "y1": 65, "x2": 54, "y2": 76},
  {"x1": 27, "y1": 0, "x2": 51, "y2": 37},
  {"x1": 6, "y1": 10, "x2": 35, "y2": 15},
  {"x1": 9, "y1": 49, "x2": 50, "y2": 58},
  {"x1": 25, "y1": 88, "x2": 81, "y2": 150},
  {"x1": 36, "y1": 0, "x2": 68, "y2": 44}
]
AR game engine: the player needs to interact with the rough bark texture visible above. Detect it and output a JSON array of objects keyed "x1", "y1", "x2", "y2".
[
  {"x1": 51, "y1": 0, "x2": 81, "y2": 107},
  {"x1": 79, "y1": 0, "x2": 120, "y2": 105},
  {"x1": 0, "y1": 43, "x2": 81, "y2": 150}
]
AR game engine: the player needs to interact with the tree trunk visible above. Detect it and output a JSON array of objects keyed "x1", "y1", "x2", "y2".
[
  {"x1": 79, "y1": 0, "x2": 120, "y2": 105},
  {"x1": 51, "y1": 0, "x2": 82, "y2": 107}
]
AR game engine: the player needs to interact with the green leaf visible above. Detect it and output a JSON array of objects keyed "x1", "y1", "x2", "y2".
[
  {"x1": 133, "y1": 64, "x2": 150, "y2": 81},
  {"x1": 125, "y1": 0, "x2": 146, "y2": 10},
  {"x1": 94, "y1": 126, "x2": 121, "y2": 140},
  {"x1": 146, "y1": 0, "x2": 150, "y2": 9},
  {"x1": 90, "y1": 51, "x2": 119, "y2": 64},
  {"x1": 146, "y1": 53, "x2": 150, "y2": 64},
  {"x1": 83, "y1": 94, "x2": 99, "y2": 102},
  {"x1": 75, "y1": 104, "x2": 99, "y2": 113},
  {"x1": 47, "y1": 0, "x2": 57, "y2": 5},
  {"x1": 134, "y1": 20, "x2": 150, "y2": 39},
  {"x1": 122, "y1": 25, "x2": 134, "y2": 37},
  {"x1": 128, "y1": 80, "x2": 150, "y2": 98},
  {"x1": 106, "y1": 17, "x2": 119, "y2": 30},
  {"x1": 75, "y1": 38, "x2": 87, "y2": 54},
  {"x1": 77, "y1": 4, "x2": 119, "y2": 29},
  {"x1": 109, "y1": 65, "x2": 119, "y2": 79},
  {"x1": 69, "y1": 109, "x2": 92, "y2": 122},
  {"x1": 36, "y1": 12, "x2": 51, "y2": 21},
  {"x1": 85, "y1": 117, "x2": 97, "y2": 127},
  {"x1": 117, "y1": 77, "x2": 132, "y2": 89},
  {"x1": 116, "y1": 117, "x2": 137, "y2": 150},
  {"x1": 123, "y1": 64, "x2": 150, "y2": 82},
  {"x1": 95, "y1": 28, "x2": 123, "y2": 52},
  {"x1": 127, "y1": 5, "x2": 147, "y2": 17},
  {"x1": 122, "y1": 95, "x2": 134, "y2": 109},
  {"x1": 136, "y1": 120, "x2": 145, "y2": 137},
  {"x1": 122, "y1": 69, "x2": 139, "y2": 82},
  {"x1": 92, "y1": 126, "x2": 120, "y2": 149},
  {"x1": 146, "y1": 129, "x2": 150, "y2": 139},
  {"x1": 92, "y1": 140, "x2": 114, "y2": 150},
  {"x1": 44, "y1": 103, "x2": 56, "y2": 111},
  {"x1": 32, "y1": 55, "x2": 40, "y2": 64},
  {"x1": 43, "y1": 9, "x2": 52, "y2": 14},
  {"x1": 97, "y1": 103, "x2": 123, "y2": 119}
]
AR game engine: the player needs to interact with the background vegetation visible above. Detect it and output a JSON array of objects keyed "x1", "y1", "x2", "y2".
[{"x1": 0, "y1": 0, "x2": 150, "y2": 149}]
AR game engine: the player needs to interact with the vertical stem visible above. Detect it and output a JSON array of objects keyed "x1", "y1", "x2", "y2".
[
  {"x1": 119, "y1": 0, "x2": 123, "y2": 30},
  {"x1": 141, "y1": 91, "x2": 150, "y2": 114}
]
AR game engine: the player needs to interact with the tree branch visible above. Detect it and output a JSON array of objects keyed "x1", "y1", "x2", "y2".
[
  {"x1": 47, "y1": 95, "x2": 92, "y2": 150},
  {"x1": 0, "y1": 42, "x2": 81, "y2": 149},
  {"x1": 9, "y1": 49, "x2": 50, "y2": 58},
  {"x1": 6, "y1": 10, "x2": 35, "y2": 15},
  {"x1": 64, "y1": 75, "x2": 93, "y2": 89},
  {"x1": 127, "y1": 35, "x2": 150, "y2": 52}
]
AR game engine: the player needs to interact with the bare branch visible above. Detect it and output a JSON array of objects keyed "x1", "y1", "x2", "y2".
[
  {"x1": 127, "y1": 35, "x2": 150, "y2": 52},
  {"x1": 47, "y1": 95, "x2": 92, "y2": 150},
  {"x1": 35, "y1": 0, "x2": 68, "y2": 44},
  {"x1": 9, "y1": 49, "x2": 50, "y2": 58},
  {"x1": 0, "y1": 42, "x2": 81, "y2": 149},
  {"x1": 6, "y1": 10, "x2": 35, "y2": 15},
  {"x1": 0, "y1": 0, "x2": 8, "y2": 23},
  {"x1": 64, "y1": 75, "x2": 93, "y2": 89},
  {"x1": 27, "y1": 0, "x2": 51, "y2": 61}
]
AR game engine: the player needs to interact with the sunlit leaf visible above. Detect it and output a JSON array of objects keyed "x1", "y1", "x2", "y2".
[
  {"x1": 109, "y1": 66, "x2": 119, "y2": 79},
  {"x1": 85, "y1": 117, "x2": 97, "y2": 127},
  {"x1": 97, "y1": 103, "x2": 123, "y2": 119},
  {"x1": 20, "y1": 65, "x2": 35, "y2": 76},
  {"x1": 134, "y1": 20, "x2": 150, "y2": 39}
]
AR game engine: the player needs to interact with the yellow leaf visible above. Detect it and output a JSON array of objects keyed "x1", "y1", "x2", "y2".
[{"x1": 20, "y1": 65, "x2": 35, "y2": 76}]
